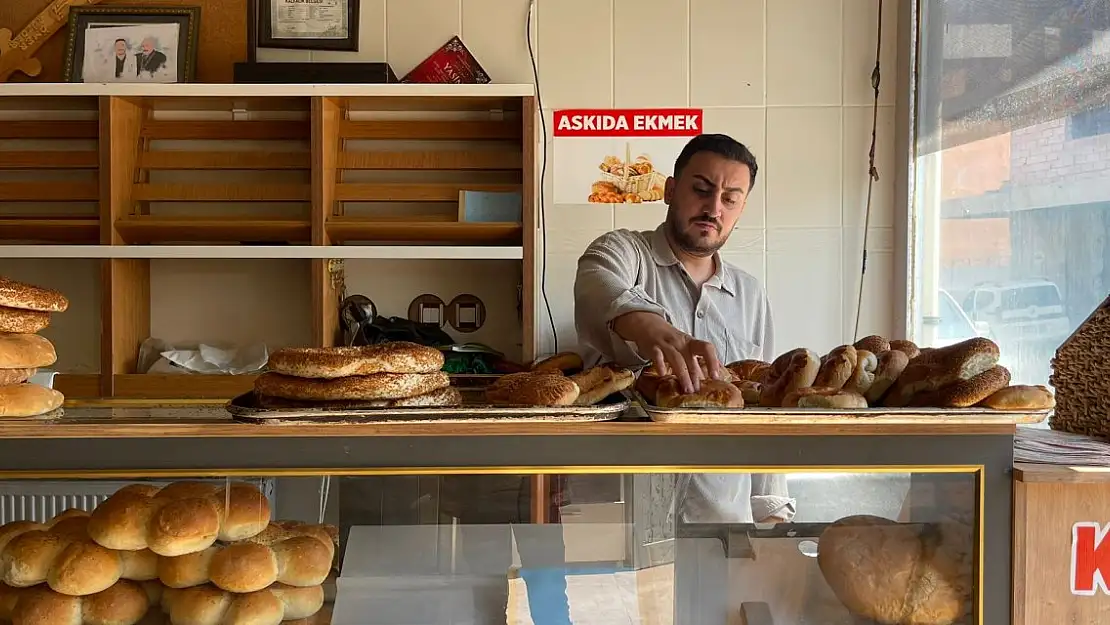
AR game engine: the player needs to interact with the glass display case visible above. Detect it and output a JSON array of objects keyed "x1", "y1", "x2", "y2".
[{"x1": 0, "y1": 409, "x2": 1014, "y2": 625}]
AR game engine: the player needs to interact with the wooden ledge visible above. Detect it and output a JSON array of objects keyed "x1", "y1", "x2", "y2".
[{"x1": 1014, "y1": 463, "x2": 1110, "y2": 483}]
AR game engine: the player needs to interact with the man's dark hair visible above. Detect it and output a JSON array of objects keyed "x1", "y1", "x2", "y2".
[
  {"x1": 115, "y1": 38, "x2": 127, "y2": 45},
  {"x1": 672, "y1": 133, "x2": 758, "y2": 189}
]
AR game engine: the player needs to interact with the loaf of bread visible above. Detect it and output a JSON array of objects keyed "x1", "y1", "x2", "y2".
[
  {"x1": 161, "y1": 583, "x2": 323, "y2": 625},
  {"x1": 485, "y1": 372, "x2": 580, "y2": 406},
  {"x1": 656, "y1": 378, "x2": 744, "y2": 408},
  {"x1": 0, "y1": 579, "x2": 159, "y2": 625},
  {"x1": 0, "y1": 334, "x2": 57, "y2": 370},
  {"x1": 883, "y1": 338, "x2": 1000, "y2": 408},
  {"x1": 157, "y1": 533, "x2": 331, "y2": 593},
  {"x1": 0, "y1": 384, "x2": 64, "y2": 418},
  {"x1": 87, "y1": 482, "x2": 270, "y2": 557},
  {"x1": 0, "y1": 307, "x2": 50, "y2": 335},
  {"x1": 977, "y1": 384, "x2": 1055, "y2": 410},
  {"x1": 0, "y1": 368, "x2": 35, "y2": 387},
  {"x1": 254, "y1": 371, "x2": 450, "y2": 402},
  {"x1": 817, "y1": 515, "x2": 972, "y2": 625},
  {"x1": 0, "y1": 278, "x2": 69, "y2": 313},
  {"x1": 530, "y1": 352, "x2": 584, "y2": 374},
  {"x1": 570, "y1": 365, "x2": 634, "y2": 406},
  {"x1": 266, "y1": 342, "x2": 444, "y2": 378},
  {"x1": 760, "y1": 348, "x2": 820, "y2": 407},
  {"x1": 0, "y1": 511, "x2": 157, "y2": 596}
]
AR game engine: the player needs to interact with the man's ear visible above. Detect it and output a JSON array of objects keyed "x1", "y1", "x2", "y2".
[{"x1": 663, "y1": 177, "x2": 676, "y2": 205}]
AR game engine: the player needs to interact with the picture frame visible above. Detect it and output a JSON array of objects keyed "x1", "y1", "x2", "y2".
[
  {"x1": 63, "y1": 6, "x2": 201, "y2": 83},
  {"x1": 253, "y1": 0, "x2": 360, "y2": 52}
]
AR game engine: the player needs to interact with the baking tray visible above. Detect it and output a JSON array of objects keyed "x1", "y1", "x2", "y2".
[
  {"x1": 630, "y1": 389, "x2": 1052, "y2": 424},
  {"x1": 226, "y1": 389, "x2": 631, "y2": 425}
]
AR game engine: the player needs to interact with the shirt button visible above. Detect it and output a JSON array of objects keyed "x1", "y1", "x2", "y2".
[{"x1": 697, "y1": 311, "x2": 705, "y2": 319}]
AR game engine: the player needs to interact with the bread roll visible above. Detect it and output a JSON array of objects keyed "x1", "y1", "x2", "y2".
[
  {"x1": 883, "y1": 338, "x2": 1000, "y2": 408},
  {"x1": 0, "y1": 278, "x2": 68, "y2": 313},
  {"x1": 389, "y1": 385, "x2": 462, "y2": 407},
  {"x1": 254, "y1": 371, "x2": 450, "y2": 402},
  {"x1": 266, "y1": 342, "x2": 444, "y2": 378},
  {"x1": 634, "y1": 371, "x2": 664, "y2": 403},
  {"x1": 977, "y1": 384, "x2": 1055, "y2": 410},
  {"x1": 656, "y1": 378, "x2": 744, "y2": 408},
  {"x1": 571, "y1": 365, "x2": 634, "y2": 406},
  {"x1": 87, "y1": 482, "x2": 270, "y2": 557},
  {"x1": 888, "y1": 339, "x2": 921, "y2": 360},
  {"x1": 853, "y1": 335, "x2": 890, "y2": 355},
  {"x1": 732, "y1": 380, "x2": 762, "y2": 405},
  {"x1": 818, "y1": 515, "x2": 972, "y2": 625},
  {"x1": 725, "y1": 360, "x2": 771, "y2": 382},
  {"x1": 0, "y1": 384, "x2": 64, "y2": 418},
  {"x1": 531, "y1": 352, "x2": 584, "y2": 374},
  {"x1": 0, "y1": 368, "x2": 35, "y2": 387},
  {"x1": 1, "y1": 579, "x2": 159, "y2": 625},
  {"x1": 795, "y1": 389, "x2": 868, "y2": 410},
  {"x1": 161, "y1": 583, "x2": 323, "y2": 625},
  {"x1": 814, "y1": 346, "x2": 858, "y2": 389},
  {"x1": 865, "y1": 349, "x2": 909, "y2": 405},
  {"x1": 485, "y1": 373, "x2": 579, "y2": 406},
  {"x1": 0, "y1": 307, "x2": 50, "y2": 334},
  {"x1": 760, "y1": 348, "x2": 821, "y2": 407},
  {"x1": 158, "y1": 534, "x2": 331, "y2": 593},
  {"x1": 0, "y1": 335, "x2": 57, "y2": 370},
  {"x1": 843, "y1": 350, "x2": 878, "y2": 396},
  {"x1": 907, "y1": 365, "x2": 1011, "y2": 408},
  {"x1": 0, "y1": 513, "x2": 157, "y2": 595}
]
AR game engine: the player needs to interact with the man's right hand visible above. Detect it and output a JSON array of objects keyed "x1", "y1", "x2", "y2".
[{"x1": 612, "y1": 311, "x2": 723, "y2": 394}]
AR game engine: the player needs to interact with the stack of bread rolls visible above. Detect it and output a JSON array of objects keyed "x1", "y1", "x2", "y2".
[
  {"x1": 254, "y1": 341, "x2": 462, "y2": 407},
  {"x1": 0, "y1": 277, "x2": 68, "y2": 418},
  {"x1": 636, "y1": 336, "x2": 1056, "y2": 411},
  {"x1": 484, "y1": 352, "x2": 634, "y2": 407},
  {"x1": 0, "y1": 481, "x2": 333, "y2": 624}
]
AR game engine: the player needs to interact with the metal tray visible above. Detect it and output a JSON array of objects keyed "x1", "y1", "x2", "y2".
[
  {"x1": 226, "y1": 389, "x2": 631, "y2": 425},
  {"x1": 631, "y1": 389, "x2": 1051, "y2": 424}
]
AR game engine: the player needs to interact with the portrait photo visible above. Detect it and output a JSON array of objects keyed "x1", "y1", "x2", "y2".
[{"x1": 64, "y1": 7, "x2": 200, "y2": 83}]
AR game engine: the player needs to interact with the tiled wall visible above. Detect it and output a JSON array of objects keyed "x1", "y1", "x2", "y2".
[{"x1": 258, "y1": 0, "x2": 902, "y2": 357}]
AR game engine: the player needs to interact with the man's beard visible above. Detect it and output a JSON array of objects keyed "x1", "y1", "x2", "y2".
[{"x1": 665, "y1": 208, "x2": 726, "y2": 257}]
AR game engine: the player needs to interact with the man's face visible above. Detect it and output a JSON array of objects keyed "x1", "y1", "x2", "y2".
[
  {"x1": 663, "y1": 151, "x2": 752, "y2": 257},
  {"x1": 114, "y1": 41, "x2": 126, "y2": 56},
  {"x1": 142, "y1": 39, "x2": 154, "y2": 53}
]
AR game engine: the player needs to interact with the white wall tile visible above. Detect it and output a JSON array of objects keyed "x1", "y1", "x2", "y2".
[
  {"x1": 690, "y1": 0, "x2": 765, "y2": 107},
  {"x1": 462, "y1": 0, "x2": 536, "y2": 83},
  {"x1": 703, "y1": 108, "x2": 767, "y2": 228},
  {"x1": 843, "y1": 105, "x2": 896, "y2": 227},
  {"x1": 766, "y1": 228, "x2": 844, "y2": 355},
  {"x1": 842, "y1": 227, "x2": 896, "y2": 341},
  {"x1": 613, "y1": 204, "x2": 667, "y2": 232},
  {"x1": 765, "y1": 107, "x2": 843, "y2": 228},
  {"x1": 614, "y1": 0, "x2": 689, "y2": 107},
  {"x1": 537, "y1": 0, "x2": 614, "y2": 108},
  {"x1": 385, "y1": 0, "x2": 461, "y2": 77},
  {"x1": 545, "y1": 204, "x2": 615, "y2": 256},
  {"x1": 843, "y1": 0, "x2": 900, "y2": 106},
  {"x1": 311, "y1": 0, "x2": 387, "y2": 62},
  {"x1": 766, "y1": 0, "x2": 843, "y2": 105},
  {"x1": 721, "y1": 251, "x2": 766, "y2": 285}
]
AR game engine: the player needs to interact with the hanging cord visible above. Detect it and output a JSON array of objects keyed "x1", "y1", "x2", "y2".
[
  {"x1": 852, "y1": 0, "x2": 884, "y2": 342},
  {"x1": 527, "y1": 0, "x2": 559, "y2": 354}
]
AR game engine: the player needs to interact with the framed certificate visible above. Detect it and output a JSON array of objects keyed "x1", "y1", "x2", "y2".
[{"x1": 254, "y1": 0, "x2": 359, "y2": 52}]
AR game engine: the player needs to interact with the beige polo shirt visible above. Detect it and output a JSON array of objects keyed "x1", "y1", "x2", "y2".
[{"x1": 573, "y1": 224, "x2": 795, "y2": 524}]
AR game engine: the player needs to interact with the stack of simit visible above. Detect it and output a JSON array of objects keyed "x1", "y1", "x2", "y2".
[
  {"x1": 0, "y1": 277, "x2": 68, "y2": 418},
  {"x1": 255, "y1": 341, "x2": 462, "y2": 407},
  {"x1": 0, "y1": 480, "x2": 335, "y2": 624}
]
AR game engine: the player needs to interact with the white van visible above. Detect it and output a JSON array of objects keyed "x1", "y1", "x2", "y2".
[
  {"x1": 961, "y1": 280, "x2": 1071, "y2": 344},
  {"x1": 932, "y1": 288, "x2": 991, "y2": 347}
]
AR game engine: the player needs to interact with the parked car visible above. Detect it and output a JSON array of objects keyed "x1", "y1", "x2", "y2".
[
  {"x1": 930, "y1": 288, "x2": 991, "y2": 347},
  {"x1": 960, "y1": 280, "x2": 1072, "y2": 345}
]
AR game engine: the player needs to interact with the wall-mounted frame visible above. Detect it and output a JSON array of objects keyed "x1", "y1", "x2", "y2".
[
  {"x1": 253, "y1": 0, "x2": 359, "y2": 52},
  {"x1": 63, "y1": 6, "x2": 200, "y2": 83}
]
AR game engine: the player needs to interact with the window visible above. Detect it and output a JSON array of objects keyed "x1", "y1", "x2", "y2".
[{"x1": 912, "y1": 1, "x2": 1110, "y2": 411}]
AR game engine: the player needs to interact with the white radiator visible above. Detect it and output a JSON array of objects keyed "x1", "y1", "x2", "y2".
[{"x1": 0, "y1": 479, "x2": 276, "y2": 525}]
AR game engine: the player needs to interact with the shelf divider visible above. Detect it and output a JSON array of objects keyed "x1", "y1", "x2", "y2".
[{"x1": 311, "y1": 96, "x2": 341, "y2": 347}]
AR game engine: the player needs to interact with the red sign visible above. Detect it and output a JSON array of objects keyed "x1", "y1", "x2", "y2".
[
  {"x1": 1072, "y1": 522, "x2": 1110, "y2": 595},
  {"x1": 553, "y1": 109, "x2": 704, "y2": 137}
]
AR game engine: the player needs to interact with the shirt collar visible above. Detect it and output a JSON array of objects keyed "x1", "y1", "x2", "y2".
[{"x1": 649, "y1": 224, "x2": 735, "y2": 297}]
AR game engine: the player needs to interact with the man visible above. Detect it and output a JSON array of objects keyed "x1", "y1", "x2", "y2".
[
  {"x1": 136, "y1": 37, "x2": 168, "y2": 78},
  {"x1": 573, "y1": 134, "x2": 795, "y2": 624},
  {"x1": 111, "y1": 39, "x2": 136, "y2": 80}
]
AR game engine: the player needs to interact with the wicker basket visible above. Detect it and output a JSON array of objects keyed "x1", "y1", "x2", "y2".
[
  {"x1": 596, "y1": 143, "x2": 667, "y2": 198},
  {"x1": 1048, "y1": 293, "x2": 1110, "y2": 437}
]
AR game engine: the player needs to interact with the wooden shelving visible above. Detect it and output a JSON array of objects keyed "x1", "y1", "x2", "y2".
[{"x1": 0, "y1": 85, "x2": 538, "y2": 400}]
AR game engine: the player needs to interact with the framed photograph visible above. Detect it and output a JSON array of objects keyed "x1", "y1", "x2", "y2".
[
  {"x1": 254, "y1": 0, "x2": 360, "y2": 52},
  {"x1": 63, "y1": 6, "x2": 201, "y2": 83}
]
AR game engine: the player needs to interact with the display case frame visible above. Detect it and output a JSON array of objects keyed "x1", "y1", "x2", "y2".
[{"x1": 0, "y1": 412, "x2": 1016, "y2": 625}]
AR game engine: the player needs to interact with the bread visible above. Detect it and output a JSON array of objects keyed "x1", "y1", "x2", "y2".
[
  {"x1": 817, "y1": 515, "x2": 972, "y2": 625},
  {"x1": 760, "y1": 349, "x2": 821, "y2": 407},
  {"x1": 882, "y1": 338, "x2": 1000, "y2": 408},
  {"x1": 865, "y1": 349, "x2": 910, "y2": 405},
  {"x1": 158, "y1": 534, "x2": 331, "y2": 593},
  {"x1": 254, "y1": 371, "x2": 450, "y2": 402},
  {"x1": 390, "y1": 385, "x2": 462, "y2": 407},
  {"x1": 0, "y1": 384, "x2": 64, "y2": 418},
  {"x1": 571, "y1": 365, "x2": 634, "y2": 406},
  {"x1": 889, "y1": 339, "x2": 921, "y2": 360},
  {"x1": 977, "y1": 384, "x2": 1055, "y2": 410},
  {"x1": 853, "y1": 335, "x2": 890, "y2": 355},
  {"x1": 266, "y1": 342, "x2": 444, "y2": 378},
  {"x1": 843, "y1": 350, "x2": 878, "y2": 395},
  {"x1": 656, "y1": 378, "x2": 744, "y2": 408},
  {"x1": 634, "y1": 371, "x2": 664, "y2": 403},
  {"x1": 733, "y1": 380, "x2": 762, "y2": 405},
  {"x1": 814, "y1": 346, "x2": 858, "y2": 389},
  {"x1": 236, "y1": 521, "x2": 338, "y2": 555},
  {"x1": 87, "y1": 482, "x2": 270, "y2": 557},
  {"x1": 0, "y1": 278, "x2": 68, "y2": 313},
  {"x1": 907, "y1": 365, "x2": 1011, "y2": 408},
  {"x1": 794, "y1": 388, "x2": 868, "y2": 409},
  {"x1": 0, "y1": 368, "x2": 35, "y2": 386},
  {"x1": 0, "y1": 334, "x2": 57, "y2": 369},
  {"x1": 1, "y1": 579, "x2": 159, "y2": 625},
  {"x1": 161, "y1": 583, "x2": 323, "y2": 625},
  {"x1": 485, "y1": 373, "x2": 580, "y2": 406},
  {"x1": 531, "y1": 352, "x2": 584, "y2": 374},
  {"x1": 725, "y1": 360, "x2": 771, "y2": 382},
  {"x1": 0, "y1": 307, "x2": 50, "y2": 334}
]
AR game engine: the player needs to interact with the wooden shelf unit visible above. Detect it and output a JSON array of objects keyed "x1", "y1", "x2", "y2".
[{"x1": 0, "y1": 87, "x2": 538, "y2": 400}]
